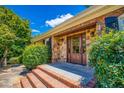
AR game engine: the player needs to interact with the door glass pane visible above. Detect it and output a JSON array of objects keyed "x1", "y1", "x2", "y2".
[{"x1": 72, "y1": 37, "x2": 80, "y2": 53}]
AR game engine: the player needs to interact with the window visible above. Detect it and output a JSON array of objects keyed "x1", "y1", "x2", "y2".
[
  {"x1": 72, "y1": 37, "x2": 80, "y2": 53},
  {"x1": 105, "y1": 16, "x2": 119, "y2": 31},
  {"x1": 118, "y1": 14, "x2": 124, "y2": 31}
]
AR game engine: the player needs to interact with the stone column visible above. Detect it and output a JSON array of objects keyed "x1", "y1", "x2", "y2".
[
  {"x1": 64, "y1": 36, "x2": 67, "y2": 62},
  {"x1": 51, "y1": 36, "x2": 60, "y2": 63},
  {"x1": 61, "y1": 36, "x2": 67, "y2": 63},
  {"x1": 86, "y1": 29, "x2": 90, "y2": 66},
  {"x1": 96, "y1": 17, "x2": 106, "y2": 36},
  {"x1": 51, "y1": 36, "x2": 55, "y2": 63}
]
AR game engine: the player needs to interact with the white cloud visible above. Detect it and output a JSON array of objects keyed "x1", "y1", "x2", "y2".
[
  {"x1": 32, "y1": 29, "x2": 40, "y2": 33},
  {"x1": 45, "y1": 13, "x2": 74, "y2": 27}
]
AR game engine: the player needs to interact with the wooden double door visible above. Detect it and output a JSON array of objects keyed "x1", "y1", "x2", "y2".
[{"x1": 67, "y1": 32, "x2": 87, "y2": 65}]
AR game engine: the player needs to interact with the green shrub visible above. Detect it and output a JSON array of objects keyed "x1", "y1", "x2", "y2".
[
  {"x1": 89, "y1": 30, "x2": 124, "y2": 88},
  {"x1": 8, "y1": 56, "x2": 20, "y2": 64},
  {"x1": 18, "y1": 55, "x2": 23, "y2": 64},
  {"x1": 22, "y1": 43, "x2": 49, "y2": 70}
]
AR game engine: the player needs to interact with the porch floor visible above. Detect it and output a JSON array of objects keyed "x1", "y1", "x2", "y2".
[
  {"x1": 20, "y1": 62, "x2": 95, "y2": 88},
  {"x1": 47, "y1": 62, "x2": 95, "y2": 86}
]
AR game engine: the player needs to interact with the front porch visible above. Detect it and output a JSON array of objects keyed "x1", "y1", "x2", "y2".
[
  {"x1": 51, "y1": 24, "x2": 96, "y2": 64},
  {"x1": 48, "y1": 62, "x2": 95, "y2": 86},
  {"x1": 19, "y1": 62, "x2": 95, "y2": 88}
]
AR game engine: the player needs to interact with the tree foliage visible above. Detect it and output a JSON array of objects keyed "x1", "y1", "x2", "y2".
[
  {"x1": 0, "y1": 24, "x2": 16, "y2": 66},
  {"x1": 89, "y1": 30, "x2": 124, "y2": 87},
  {"x1": 0, "y1": 6, "x2": 31, "y2": 64},
  {"x1": 0, "y1": 24, "x2": 16, "y2": 48}
]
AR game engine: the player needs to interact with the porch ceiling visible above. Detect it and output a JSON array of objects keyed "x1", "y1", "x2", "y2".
[{"x1": 54, "y1": 20, "x2": 96, "y2": 37}]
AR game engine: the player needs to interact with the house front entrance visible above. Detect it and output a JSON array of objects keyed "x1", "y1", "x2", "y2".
[{"x1": 67, "y1": 32, "x2": 86, "y2": 65}]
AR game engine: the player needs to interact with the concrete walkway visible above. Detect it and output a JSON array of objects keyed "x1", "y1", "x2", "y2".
[{"x1": 0, "y1": 65, "x2": 27, "y2": 88}]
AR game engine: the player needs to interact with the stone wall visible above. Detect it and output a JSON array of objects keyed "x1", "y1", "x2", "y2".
[
  {"x1": 51, "y1": 36, "x2": 67, "y2": 63},
  {"x1": 59, "y1": 36, "x2": 67, "y2": 62}
]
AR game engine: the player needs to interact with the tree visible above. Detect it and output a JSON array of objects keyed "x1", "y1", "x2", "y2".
[
  {"x1": 0, "y1": 6, "x2": 31, "y2": 63},
  {"x1": 0, "y1": 24, "x2": 16, "y2": 67}
]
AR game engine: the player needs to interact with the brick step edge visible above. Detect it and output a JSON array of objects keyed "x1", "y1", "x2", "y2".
[
  {"x1": 37, "y1": 65, "x2": 81, "y2": 88},
  {"x1": 32, "y1": 69, "x2": 69, "y2": 88},
  {"x1": 20, "y1": 77, "x2": 33, "y2": 88},
  {"x1": 27, "y1": 73, "x2": 47, "y2": 88}
]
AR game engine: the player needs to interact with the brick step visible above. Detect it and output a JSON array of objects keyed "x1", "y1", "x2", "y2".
[
  {"x1": 37, "y1": 65, "x2": 81, "y2": 88},
  {"x1": 27, "y1": 73, "x2": 47, "y2": 88},
  {"x1": 32, "y1": 69, "x2": 69, "y2": 88},
  {"x1": 20, "y1": 77, "x2": 33, "y2": 88}
]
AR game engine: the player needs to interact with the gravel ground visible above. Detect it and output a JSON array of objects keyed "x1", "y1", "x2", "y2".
[{"x1": 0, "y1": 65, "x2": 27, "y2": 88}]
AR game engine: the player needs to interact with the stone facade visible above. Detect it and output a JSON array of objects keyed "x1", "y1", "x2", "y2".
[
  {"x1": 51, "y1": 7, "x2": 124, "y2": 63},
  {"x1": 52, "y1": 36, "x2": 67, "y2": 63}
]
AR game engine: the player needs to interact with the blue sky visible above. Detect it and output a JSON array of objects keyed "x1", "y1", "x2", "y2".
[{"x1": 5, "y1": 5, "x2": 88, "y2": 36}]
